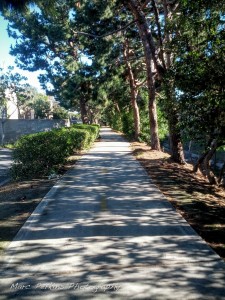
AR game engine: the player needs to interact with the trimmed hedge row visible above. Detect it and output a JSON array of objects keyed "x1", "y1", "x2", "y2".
[{"x1": 11, "y1": 124, "x2": 100, "y2": 180}]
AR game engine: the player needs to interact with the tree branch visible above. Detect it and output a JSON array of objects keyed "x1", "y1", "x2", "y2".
[
  {"x1": 151, "y1": 0, "x2": 166, "y2": 69},
  {"x1": 136, "y1": 78, "x2": 147, "y2": 87},
  {"x1": 71, "y1": 20, "x2": 137, "y2": 39}
]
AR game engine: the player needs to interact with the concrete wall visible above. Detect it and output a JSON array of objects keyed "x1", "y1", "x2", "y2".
[{"x1": 0, "y1": 119, "x2": 70, "y2": 144}]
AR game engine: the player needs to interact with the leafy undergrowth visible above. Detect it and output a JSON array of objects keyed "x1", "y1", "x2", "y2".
[{"x1": 131, "y1": 141, "x2": 225, "y2": 261}]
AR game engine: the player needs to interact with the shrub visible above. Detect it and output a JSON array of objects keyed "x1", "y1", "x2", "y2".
[{"x1": 10, "y1": 124, "x2": 100, "y2": 180}]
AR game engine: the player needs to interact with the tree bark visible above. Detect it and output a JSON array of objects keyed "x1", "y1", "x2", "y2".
[
  {"x1": 127, "y1": 0, "x2": 164, "y2": 79},
  {"x1": 168, "y1": 112, "x2": 186, "y2": 164},
  {"x1": 162, "y1": 0, "x2": 186, "y2": 163},
  {"x1": 123, "y1": 0, "x2": 186, "y2": 157},
  {"x1": 193, "y1": 138, "x2": 222, "y2": 185},
  {"x1": 123, "y1": 40, "x2": 141, "y2": 140},
  {"x1": 193, "y1": 151, "x2": 208, "y2": 173},
  {"x1": 203, "y1": 139, "x2": 218, "y2": 185},
  {"x1": 193, "y1": 138, "x2": 213, "y2": 173},
  {"x1": 80, "y1": 98, "x2": 88, "y2": 124},
  {"x1": 125, "y1": 0, "x2": 161, "y2": 150}
]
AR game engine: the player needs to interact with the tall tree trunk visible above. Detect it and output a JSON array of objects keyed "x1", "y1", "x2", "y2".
[
  {"x1": 123, "y1": 40, "x2": 141, "y2": 140},
  {"x1": 168, "y1": 113, "x2": 186, "y2": 164},
  {"x1": 162, "y1": 0, "x2": 185, "y2": 164},
  {"x1": 164, "y1": 85, "x2": 186, "y2": 164},
  {"x1": 144, "y1": 42, "x2": 160, "y2": 150},
  {"x1": 132, "y1": 92, "x2": 141, "y2": 140},
  {"x1": 124, "y1": 0, "x2": 185, "y2": 156},
  {"x1": 193, "y1": 138, "x2": 221, "y2": 185},
  {"x1": 147, "y1": 69, "x2": 161, "y2": 151},
  {"x1": 80, "y1": 98, "x2": 88, "y2": 124},
  {"x1": 125, "y1": 0, "x2": 161, "y2": 150}
]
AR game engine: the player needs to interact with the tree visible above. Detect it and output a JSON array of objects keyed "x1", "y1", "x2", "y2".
[
  {"x1": 123, "y1": 38, "x2": 141, "y2": 139},
  {"x1": 0, "y1": 0, "x2": 56, "y2": 13},
  {"x1": 0, "y1": 66, "x2": 35, "y2": 143},
  {"x1": 0, "y1": 0, "x2": 31, "y2": 11},
  {"x1": 52, "y1": 106, "x2": 68, "y2": 119},
  {"x1": 71, "y1": 0, "x2": 146, "y2": 138},
  {"x1": 171, "y1": 0, "x2": 225, "y2": 183},
  {"x1": 121, "y1": 0, "x2": 161, "y2": 150},
  {"x1": 0, "y1": 66, "x2": 36, "y2": 116},
  {"x1": 4, "y1": 0, "x2": 152, "y2": 138},
  {"x1": 31, "y1": 94, "x2": 51, "y2": 119},
  {"x1": 121, "y1": 0, "x2": 188, "y2": 161}
]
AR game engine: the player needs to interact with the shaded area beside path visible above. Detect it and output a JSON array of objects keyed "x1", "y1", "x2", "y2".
[
  {"x1": 0, "y1": 127, "x2": 225, "y2": 299},
  {"x1": 0, "y1": 149, "x2": 12, "y2": 185}
]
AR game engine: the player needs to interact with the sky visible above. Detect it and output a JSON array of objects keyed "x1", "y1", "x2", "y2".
[{"x1": 0, "y1": 15, "x2": 45, "y2": 93}]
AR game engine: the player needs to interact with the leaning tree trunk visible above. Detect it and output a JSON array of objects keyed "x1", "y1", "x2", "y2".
[
  {"x1": 126, "y1": 0, "x2": 161, "y2": 150},
  {"x1": 123, "y1": 40, "x2": 141, "y2": 140},
  {"x1": 203, "y1": 139, "x2": 218, "y2": 185},
  {"x1": 148, "y1": 79, "x2": 160, "y2": 150},
  {"x1": 193, "y1": 138, "x2": 220, "y2": 185},
  {"x1": 162, "y1": 0, "x2": 185, "y2": 164},
  {"x1": 193, "y1": 138, "x2": 213, "y2": 173}
]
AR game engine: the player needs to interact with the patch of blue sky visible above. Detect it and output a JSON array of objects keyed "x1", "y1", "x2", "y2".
[{"x1": 0, "y1": 15, "x2": 45, "y2": 93}]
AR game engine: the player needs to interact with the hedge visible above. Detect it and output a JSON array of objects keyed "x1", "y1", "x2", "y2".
[{"x1": 11, "y1": 124, "x2": 100, "y2": 180}]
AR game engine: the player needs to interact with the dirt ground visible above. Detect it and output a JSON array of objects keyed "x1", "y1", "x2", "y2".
[
  {"x1": 0, "y1": 140, "x2": 225, "y2": 262},
  {"x1": 0, "y1": 154, "x2": 81, "y2": 257},
  {"x1": 0, "y1": 179, "x2": 56, "y2": 255},
  {"x1": 131, "y1": 141, "x2": 225, "y2": 261}
]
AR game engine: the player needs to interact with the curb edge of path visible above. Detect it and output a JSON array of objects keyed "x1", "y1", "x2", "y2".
[
  {"x1": 128, "y1": 143, "x2": 225, "y2": 264},
  {"x1": 3, "y1": 134, "x2": 224, "y2": 268},
  {"x1": 3, "y1": 145, "x2": 97, "y2": 267}
]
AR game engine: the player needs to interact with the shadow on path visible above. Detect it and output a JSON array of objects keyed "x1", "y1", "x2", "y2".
[{"x1": 0, "y1": 128, "x2": 225, "y2": 299}]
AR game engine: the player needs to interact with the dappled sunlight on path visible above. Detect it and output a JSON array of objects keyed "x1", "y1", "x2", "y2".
[{"x1": 0, "y1": 127, "x2": 225, "y2": 299}]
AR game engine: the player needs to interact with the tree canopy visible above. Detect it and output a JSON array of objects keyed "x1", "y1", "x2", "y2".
[{"x1": 1, "y1": 0, "x2": 225, "y2": 184}]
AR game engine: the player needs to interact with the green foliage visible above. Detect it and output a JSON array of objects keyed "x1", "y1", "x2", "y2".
[
  {"x1": 31, "y1": 95, "x2": 51, "y2": 119},
  {"x1": 139, "y1": 111, "x2": 149, "y2": 143},
  {"x1": 72, "y1": 124, "x2": 100, "y2": 147},
  {"x1": 108, "y1": 111, "x2": 123, "y2": 132},
  {"x1": 157, "y1": 108, "x2": 169, "y2": 141},
  {"x1": 1, "y1": 142, "x2": 16, "y2": 149},
  {"x1": 121, "y1": 109, "x2": 134, "y2": 137},
  {"x1": 139, "y1": 106, "x2": 168, "y2": 144},
  {"x1": 10, "y1": 124, "x2": 100, "y2": 180},
  {"x1": 0, "y1": 66, "x2": 32, "y2": 119},
  {"x1": 52, "y1": 106, "x2": 69, "y2": 119},
  {"x1": 108, "y1": 108, "x2": 134, "y2": 138},
  {"x1": 3, "y1": 0, "x2": 225, "y2": 165},
  {"x1": 170, "y1": 0, "x2": 225, "y2": 146}
]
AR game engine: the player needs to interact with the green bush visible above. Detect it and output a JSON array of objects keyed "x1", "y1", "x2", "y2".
[
  {"x1": 11, "y1": 124, "x2": 100, "y2": 180},
  {"x1": 72, "y1": 124, "x2": 100, "y2": 148}
]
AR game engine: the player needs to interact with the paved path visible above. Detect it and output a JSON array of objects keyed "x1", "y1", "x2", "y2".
[
  {"x1": 0, "y1": 148, "x2": 12, "y2": 185},
  {"x1": 0, "y1": 128, "x2": 225, "y2": 299}
]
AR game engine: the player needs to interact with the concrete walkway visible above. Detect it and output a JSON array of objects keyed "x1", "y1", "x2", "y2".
[{"x1": 0, "y1": 127, "x2": 225, "y2": 299}]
